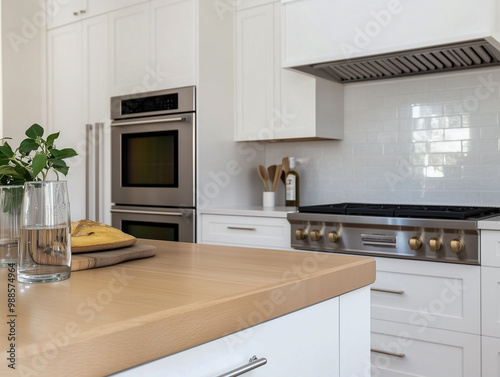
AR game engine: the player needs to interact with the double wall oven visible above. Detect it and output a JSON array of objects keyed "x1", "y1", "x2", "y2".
[{"x1": 110, "y1": 86, "x2": 196, "y2": 242}]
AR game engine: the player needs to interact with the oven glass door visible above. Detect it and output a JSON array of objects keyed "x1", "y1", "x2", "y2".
[
  {"x1": 111, "y1": 206, "x2": 195, "y2": 242},
  {"x1": 111, "y1": 113, "x2": 194, "y2": 207}
]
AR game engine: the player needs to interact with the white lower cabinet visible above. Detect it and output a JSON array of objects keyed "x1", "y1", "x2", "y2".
[
  {"x1": 370, "y1": 257, "x2": 481, "y2": 377},
  {"x1": 113, "y1": 287, "x2": 370, "y2": 377},
  {"x1": 200, "y1": 212, "x2": 291, "y2": 249},
  {"x1": 371, "y1": 319, "x2": 481, "y2": 377},
  {"x1": 372, "y1": 257, "x2": 480, "y2": 334},
  {"x1": 482, "y1": 336, "x2": 500, "y2": 377},
  {"x1": 481, "y1": 228, "x2": 500, "y2": 376}
]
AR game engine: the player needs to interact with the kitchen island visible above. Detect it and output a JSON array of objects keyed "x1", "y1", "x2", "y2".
[{"x1": 3, "y1": 239, "x2": 375, "y2": 376}]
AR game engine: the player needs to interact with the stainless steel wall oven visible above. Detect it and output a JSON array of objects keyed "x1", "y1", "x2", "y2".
[{"x1": 110, "y1": 86, "x2": 195, "y2": 242}]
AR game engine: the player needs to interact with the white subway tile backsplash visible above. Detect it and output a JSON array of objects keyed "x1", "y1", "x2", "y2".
[{"x1": 266, "y1": 68, "x2": 500, "y2": 207}]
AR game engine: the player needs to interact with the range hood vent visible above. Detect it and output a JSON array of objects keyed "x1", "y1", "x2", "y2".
[{"x1": 292, "y1": 39, "x2": 500, "y2": 83}]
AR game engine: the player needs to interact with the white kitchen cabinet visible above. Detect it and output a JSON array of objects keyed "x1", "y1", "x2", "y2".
[
  {"x1": 371, "y1": 319, "x2": 481, "y2": 377},
  {"x1": 46, "y1": 0, "x2": 87, "y2": 28},
  {"x1": 47, "y1": 15, "x2": 109, "y2": 222},
  {"x1": 234, "y1": 0, "x2": 343, "y2": 142},
  {"x1": 481, "y1": 230, "x2": 500, "y2": 267},
  {"x1": 482, "y1": 336, "x2": 500, "y2": 377},
  {"x1": 482, "y1": 266, "x2": 500, "y2": 339},
  {"x1": 201, "y1": 214, "x2": 291, "y2": 249},
  {"x1": 112, "y1": 287, "x2": 370, "y2": 377},
  {"x1": 199, "y1": 207, "x2": 294, "y2": 249},
  {"x1": 370, "y1": 257, "x2": 481, "y2": 376},
  {"x1": 109, "y1": 0, "x2": 196, "y2": 96},
  {"x1": 150, "y1": 0, "x2": 196, "y2": 90},
  {"x1": 480, "y1": 228, "x2": 500, "y2": 377},
  {"x1": 46, "y1": 0, "x2": 146, "y2": 29},
  {"x1": 372, "y1": 257, "x2": 480, "y2": 334},
  {"x1": 108, "y1": 4, "x2": 149, "y2": 96}
]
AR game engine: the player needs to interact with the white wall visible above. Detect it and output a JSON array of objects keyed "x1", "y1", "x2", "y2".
[
  {"x1": 267, "y1": 68, "x2": 500, "y2": 207},
  {"x1": 197, "y1": 1, "x2": 265, "y2": 209},
  {"x1": 1, "y1": 0, "x2": 45, "y2": 143}
]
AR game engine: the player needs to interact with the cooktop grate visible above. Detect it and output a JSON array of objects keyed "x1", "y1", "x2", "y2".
[{"x1": 298, "y1": 203, "x2": 500, "y2": 220}]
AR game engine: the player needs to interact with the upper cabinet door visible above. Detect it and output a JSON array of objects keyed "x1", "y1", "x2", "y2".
[
  {"x1": 108, "y1": 0, "x2": 196, "y2": 96},
  {"x1": 108, "y1": 4, "x2": 150, "y2": 96},
  {"x1": 150, "y1": 0, "x2": 196, "y2": 89},
  {"x1": 46, "y1": 0, "x2": 87, "y2": 29},
  {"x1": 235, "y1": 4, "x2": 276, "y2": 141}
]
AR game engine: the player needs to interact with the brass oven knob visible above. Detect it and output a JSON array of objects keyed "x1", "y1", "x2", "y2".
[
  {"x1": 408, "y1": 236, "x2": 423, "y2": 250},
  {"x1": 309, "y1": 230, "x2": 322, "y2": 242},
  {"x1": 328, "y1": 231, "x2": 340, "y2": 243},
  {"x1": 429, "y1": 238, "x2": 442, "y2": 252},
  {"x1": 295, "y1": 229, "x2": 306, "y2": 241},
  {"x1": 450, "y1": 239, "x2": 464, "y2": 254}
]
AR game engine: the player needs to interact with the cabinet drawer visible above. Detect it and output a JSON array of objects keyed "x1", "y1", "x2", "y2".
[
  {"x1": 481, "y1": 230, "x2": 500, "y2": 267},
  {"x1": 371, "y1": 258, "x2": 480, "y2": 334},
  {"x1": 201, "y1": 214, "x2": 290, "y2": 249},
  {"x1": 113, "y1": 296, "x2": 340, "y2": 376},
  {"x1": 371, "y1": 319, "x2": 480, "y2": 377}
]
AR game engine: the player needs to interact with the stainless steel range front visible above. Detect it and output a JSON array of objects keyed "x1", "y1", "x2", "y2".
[{"x1": 288, "y1": 203, "x2": 500, "y2": 265}]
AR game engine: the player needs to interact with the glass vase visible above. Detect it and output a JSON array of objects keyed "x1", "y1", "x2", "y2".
[{"x1": 17, "y1": 181, "x2": 71, "y2": 283}]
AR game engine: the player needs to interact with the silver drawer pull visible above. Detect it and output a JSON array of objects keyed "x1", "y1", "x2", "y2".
[
  {"x1": 227, "y1": 226, "x2": 257, "y2": 231},
  {"x1": 216, "y1": 356, "x2": 267, "y2": 377},
  {"x1": 371, "y1": 288, "x2": 405, "y2": 295},
  {"x1": 371, "y1": 348, "x2": 406, "y2": 358}
]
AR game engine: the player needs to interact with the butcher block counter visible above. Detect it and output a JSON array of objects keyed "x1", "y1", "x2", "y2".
[{"x1": 2, "y1": 239, "x2": 375, "y2": 376}]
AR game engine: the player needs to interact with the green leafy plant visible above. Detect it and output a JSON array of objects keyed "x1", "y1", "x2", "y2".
[{"x1": 0, "y1": 123, "x2": 78, "y2": 185}]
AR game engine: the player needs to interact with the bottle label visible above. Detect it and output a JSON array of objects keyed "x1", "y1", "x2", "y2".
[{"x1": 286, "y1": 176, "x2": 296, "y2": 200}]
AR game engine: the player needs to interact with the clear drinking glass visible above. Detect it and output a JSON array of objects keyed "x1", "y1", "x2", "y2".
[
  {"x1": 17, "y1": 181, "x2": 71, "y2": 283},
  {"x1": 0, "y1": 185, "x2": 23, "y2": 266}
]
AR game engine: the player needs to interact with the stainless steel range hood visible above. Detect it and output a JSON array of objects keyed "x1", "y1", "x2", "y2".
[{"x1": 290, "y1": 38, "x2": 500, "y2": 84}]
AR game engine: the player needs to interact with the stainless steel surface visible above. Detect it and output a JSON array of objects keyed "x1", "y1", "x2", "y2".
[
  {"x1": 227, "y1": 226, "x2": 257, "y2": 231},
  {"x1": 371, "y1": 349, "x2": 406, "y2": 358},
  {"x1": 86, "y1": 123, "x2": 104, "y2": 222},
  {"x1": 216, "y1": 356, "x2": 267, "y2": 377},
  {"x1": 110, "y1": 86, "x2": 195, "y2": 119},
  {"x1": 291, "y1": 39, "x2": 500, "y2": 83},
  {"x1": 110, "y1": 117, "x2": 186, "y2": 127},
  {"x1": 287, "y1": 212, "x2": 487, "y2": 264},
  {"x1": 370, "y1": 288, "x2": 405, "y2": 295},
  {"x1": 111, "y1": 112, "x2": 195, "y2": 208},
  {"x1": 111, "y1": 205, "x2": 195, "y2": 243},
  {"x1": 110, "y1": 208, "x2": 183, "y2": 217}
]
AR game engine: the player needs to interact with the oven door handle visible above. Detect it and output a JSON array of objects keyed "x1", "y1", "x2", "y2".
[
  {"x1": 111, "y1": 117, "x2": 186, "y2": 126},
  {"x1": 110, "y1": 209, "x2": 185, "y2": 217}
]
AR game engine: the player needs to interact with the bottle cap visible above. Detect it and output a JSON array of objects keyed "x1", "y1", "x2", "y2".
[{"x1": 289, "y1": 157, "x2": 295, "y2": 170}]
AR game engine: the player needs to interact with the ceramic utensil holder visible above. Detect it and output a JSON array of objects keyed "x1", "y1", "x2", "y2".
[{"x1": 263, "y1": 192, "x2": 275, "y2": 207}]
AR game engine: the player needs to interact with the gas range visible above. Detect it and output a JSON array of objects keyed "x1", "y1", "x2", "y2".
[{"x1": 287, "y1": 203, "x2": 500, "y2": 265}]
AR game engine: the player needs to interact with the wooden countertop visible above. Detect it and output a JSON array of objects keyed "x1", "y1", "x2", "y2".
[{"x1": 3, "y1": 239, "x2": 375, "y2": 376}]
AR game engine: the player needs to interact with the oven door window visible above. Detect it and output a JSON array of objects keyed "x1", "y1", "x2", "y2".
[
  {"x1": 122, "y1": 130, "x2": 178, "y2": 187},
  {"x1": 121, "y1": 220, "x2": 179, "y2": 242}
]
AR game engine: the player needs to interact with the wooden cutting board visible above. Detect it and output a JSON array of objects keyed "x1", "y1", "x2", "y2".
[{"x1": 71, "y1": 244, "x2": 156, "y2": 271}]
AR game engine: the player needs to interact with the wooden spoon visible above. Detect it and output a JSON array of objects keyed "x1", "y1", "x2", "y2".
[
  {"x1": 272, "y1": 164, "x2": 282, "y2": 192},
  {"x1": 258, "y1": 165, "x2": 270, "y2": 191},
  {"x1": 267, "y1": 165, "x2": 277, "y2": 190},
  {"x1": 281, "y1": 157, "x2": 290, "y2": 185}
]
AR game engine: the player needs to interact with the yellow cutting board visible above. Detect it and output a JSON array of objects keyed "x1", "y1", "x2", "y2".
[{"x1": 71, "y1": 244, "x2": 156, "y2": 271}]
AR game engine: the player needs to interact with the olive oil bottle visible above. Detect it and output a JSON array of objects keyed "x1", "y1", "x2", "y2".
[{"x1": 285, "y1": 157, "x2": 299, "y2": 207}]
